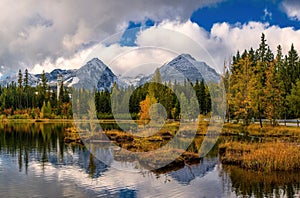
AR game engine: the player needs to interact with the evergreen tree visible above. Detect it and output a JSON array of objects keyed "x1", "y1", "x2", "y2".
[
  {"x1": 18, "y1": 69, "x2": 23, "y2": 88},
  {"x1": 264, "y1": 61, "x2": 284, "y2": 126},
  {"x1": 37, "y1": 70, "x2": 48, "y2": 107},
  {"x1": 153, "y1": 68, "x2": 162, "y2": 83},
  {"x1": 24, "y1": 69, "x2": 29, "y2": 108},
  {"x1": 257, "y1": 33, "x2": 267, "y2": 62},
  {"x1": 251, "y1": 33, "x2": 273, "y2": 127},
  {"x1": 250, "y1": 60, "x2": 266, "y2": 127},
  {"x1": 189, "y1": 95, "x2": 199, "y2": 120},
  {"x1": 179, "y1": 92, "x2": 188, "y2": 120},
  {"x1": 287, "y1": 44, "x2": 299, "y2": 86},
  {"x1": 287, "y1": 80, "x2": 300, "y2": 118},
  {"x1": 41, "y1": 70, "x2": 48, "y2": 90},
  {"x1": 17, "y1": 69, "x2": 23, "y2": 109},
  {"x1": 24, "y1": 69, "x2": 29, "y2": 89}
]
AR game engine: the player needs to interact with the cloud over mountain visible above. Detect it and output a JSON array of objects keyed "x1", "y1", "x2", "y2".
[
  {"x1": 0, "y1": 0, "x2": 223, "y2": 74},
  {"x1": 2, "y1": 0, "x2": 300, "y2": 78}
]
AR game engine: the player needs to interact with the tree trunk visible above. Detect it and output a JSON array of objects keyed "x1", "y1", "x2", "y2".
[
  {"x1": 259, "y1": 112, "x2": 263, "y2": 128},
  {"x1": 258, "y1": 105, "x2": 263, "y2": 128}
]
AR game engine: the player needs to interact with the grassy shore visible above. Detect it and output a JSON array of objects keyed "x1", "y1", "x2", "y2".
[
  {"x1": 219, "y1": 141, "x2": 300, "y2": 172},
  {"x1": 63, "y1": 121, "x2": 300, "y2": 171},
  {"x1": 6, "y1": 118, "x2": 300, "y2": 172},
  {"x1": 222, "y1": 123, "x2": 300, "y2": 137}
]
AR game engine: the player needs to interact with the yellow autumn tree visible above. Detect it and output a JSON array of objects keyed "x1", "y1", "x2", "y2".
[
  {"x1": 228, "y1": 52, "x2": 254, "y2": 125},
  {"x1": 139, "y1": 68, "x2": 161, "y2": 121},
  {"x1": 139, "y1": 94, "x2": 157, "y2": 121}
]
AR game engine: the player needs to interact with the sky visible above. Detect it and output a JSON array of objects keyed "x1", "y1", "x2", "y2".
[{"x1": 0, "y1": 0, "x2": 300, "y2": 77}]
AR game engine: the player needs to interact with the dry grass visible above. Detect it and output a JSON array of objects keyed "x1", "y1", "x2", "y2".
[
  {"x1": 219, "y1": 141, "x2": 300, "y2": 172},
  {"x1": 223, "y1": 123, "x2": 300, "y2": 137}
]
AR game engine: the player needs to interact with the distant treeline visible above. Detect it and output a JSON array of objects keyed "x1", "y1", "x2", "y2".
[
  {"x1": 75, "y1": 69, "x2": 212, "y2": 120},
  {"x1": 0, "y1": 70, "x2": 72, "y2": 119},
  {"x1": 0, "y1": 68, "x2": 212, "y2": 120},
  {"x1": 225, "y1": 33, "x2": 300, "y2": 126}
]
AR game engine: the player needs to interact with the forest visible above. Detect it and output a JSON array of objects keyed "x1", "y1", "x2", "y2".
[
  {"x1": 0, "y1": 33, "x2": 299, "y2": 126},
  {"x1": 226, "y1": 33, "x2": 300, "y2": 126},
  {"x1": 0, "y1": 70, "x2": 72, "y2": 119}
]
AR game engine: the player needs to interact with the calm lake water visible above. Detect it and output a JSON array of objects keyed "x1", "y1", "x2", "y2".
[{"x1": 0, "y1": 122, "x2": 299, "y2": 198}]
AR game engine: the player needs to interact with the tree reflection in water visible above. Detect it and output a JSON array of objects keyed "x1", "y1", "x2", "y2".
[
  {"x1": 221, "y1": 165, "x2": 300, "y2": 197},
  {"x1": 0, "y1": 122, "x2": 69, "y2": 174}
]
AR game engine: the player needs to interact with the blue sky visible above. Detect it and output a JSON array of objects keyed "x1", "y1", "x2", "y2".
[
  {"x1": 191, "y1": 0, "x2": 300, "y2": 30},
  {"x1": 122, "y1": 0, "x2": 300, "y2": 47}
]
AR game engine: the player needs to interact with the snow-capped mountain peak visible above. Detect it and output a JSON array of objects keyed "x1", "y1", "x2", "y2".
[
  {"x1": 139, "y1": 54, "x2": 220, "y2": 85},
  {"x1": 73, "y1": 58, "x2": 118, "y2": 90}
]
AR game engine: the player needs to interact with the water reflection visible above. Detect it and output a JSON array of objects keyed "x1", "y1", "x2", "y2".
[
  {"x1": 221, "y1": 165, "x2": 300, "y2": 198},
  {"x1": 169, "y1": 157, "x2": 218, "y2": 185},
  {"x1": 0, "y1": 123, "x2": 69, "y2": 172},
  {"x1": 0, "y1": 122, "x2": 299, "y2": 197}
]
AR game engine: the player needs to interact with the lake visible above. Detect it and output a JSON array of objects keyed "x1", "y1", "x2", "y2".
[{"x1": 0, "y1": 122, "x2": 299, "y2": 197}]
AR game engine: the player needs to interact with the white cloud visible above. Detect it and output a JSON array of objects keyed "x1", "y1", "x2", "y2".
[
  {"x1": 107, "y1": 46, "x2": 176, "y2": 76},
  {"x1": 31, "y1": 19, "x2": 300, "y2": 76},
  {"x1": 0, "y1": 0, "x2": 224, "y2": 73},
  {"x1": 210, "y1": 21, "x2": 300, "y2": 58},
  {"x1": 263, "y1": 8, "x2": 272, "y2": 21},
  {"x1": 30, "y1": 46, "x2": 95, "y2": 74},
  {"x1": 282, "y1": 0, "x2": 300, "y2": 21},
  {"x1": 136, "y1": 20, "x2": 300, "y2": 73},
  {"x1": 10, "y1": 0, "x2": 300, "y2": 77}
]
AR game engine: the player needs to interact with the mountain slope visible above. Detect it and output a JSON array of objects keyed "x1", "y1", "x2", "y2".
[
  {"x1": 139, "y1": 54, "x2": 220, "y2": 85},
  {"x1": 0, "y1": 58, "x2": 118, "y2": 91},
  {"x1": 0, "y1": 72, "x2": 39, "y2": 86},
  {"x1": 119, "y1": 74, "x2": 146, "y2": 87},
  {"x1": 73, "y1": 58, "x2": 118, "y2": 90},
  {"x1": 36, "y1": 69, "x2": 77, "y2": 87}
]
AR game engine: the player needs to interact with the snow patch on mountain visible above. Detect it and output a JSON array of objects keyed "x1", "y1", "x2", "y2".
[
  {"x1": 119, "y1": 74, "x2": 146, "y2": 87},
  {"x1": 73, "y1": 58, "x2": 118, "y2": 91},
  {"x1": 139, "y1": 54, "x2": 220, "y2": 85}
]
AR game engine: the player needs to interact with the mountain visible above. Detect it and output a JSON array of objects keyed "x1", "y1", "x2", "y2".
[
  {"x1": 73, "y1": 58, "x2": 118, "y2": 90},
  {"x1": 0, "y1": 58, "x2": 118, "y2": 91},
  {"x1": 0, "y1": 72, "x2": 39, "y2": 86},
  {"x1": 139, "y1": 54, "x2": 220, "y2": 85},
  {"x1": 0, "y1": 54, "x2": 219, "y2": 90},
  {"x1": 35, "y1": 68, "x2": 77, "y2": 87},
  {"x1": 0, "y1": 68, "x2": 77, "y2": 87},
  {"x1": 119, "y1": 74, "x2": 146, "y2": 87}
]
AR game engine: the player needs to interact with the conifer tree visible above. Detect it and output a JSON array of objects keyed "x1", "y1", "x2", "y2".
[
  {"x1": 18, "y1": 69, "x2": 23, "y2": 88},
  {"x1": 229, "y1": 52, "x2": 253, "y2": 125},
  {"x1": 24, "y1": 69, "x2": 29, "y2": 89},
  {"x1": 264, "y1": 61, "x2": 284, "y2": 126},
  {"x1": 287, "y1": 44, "x2": 299, "y2": 86},
  {"x1": 287, "y1": 80, "x2": 300, "y2": 118}
]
